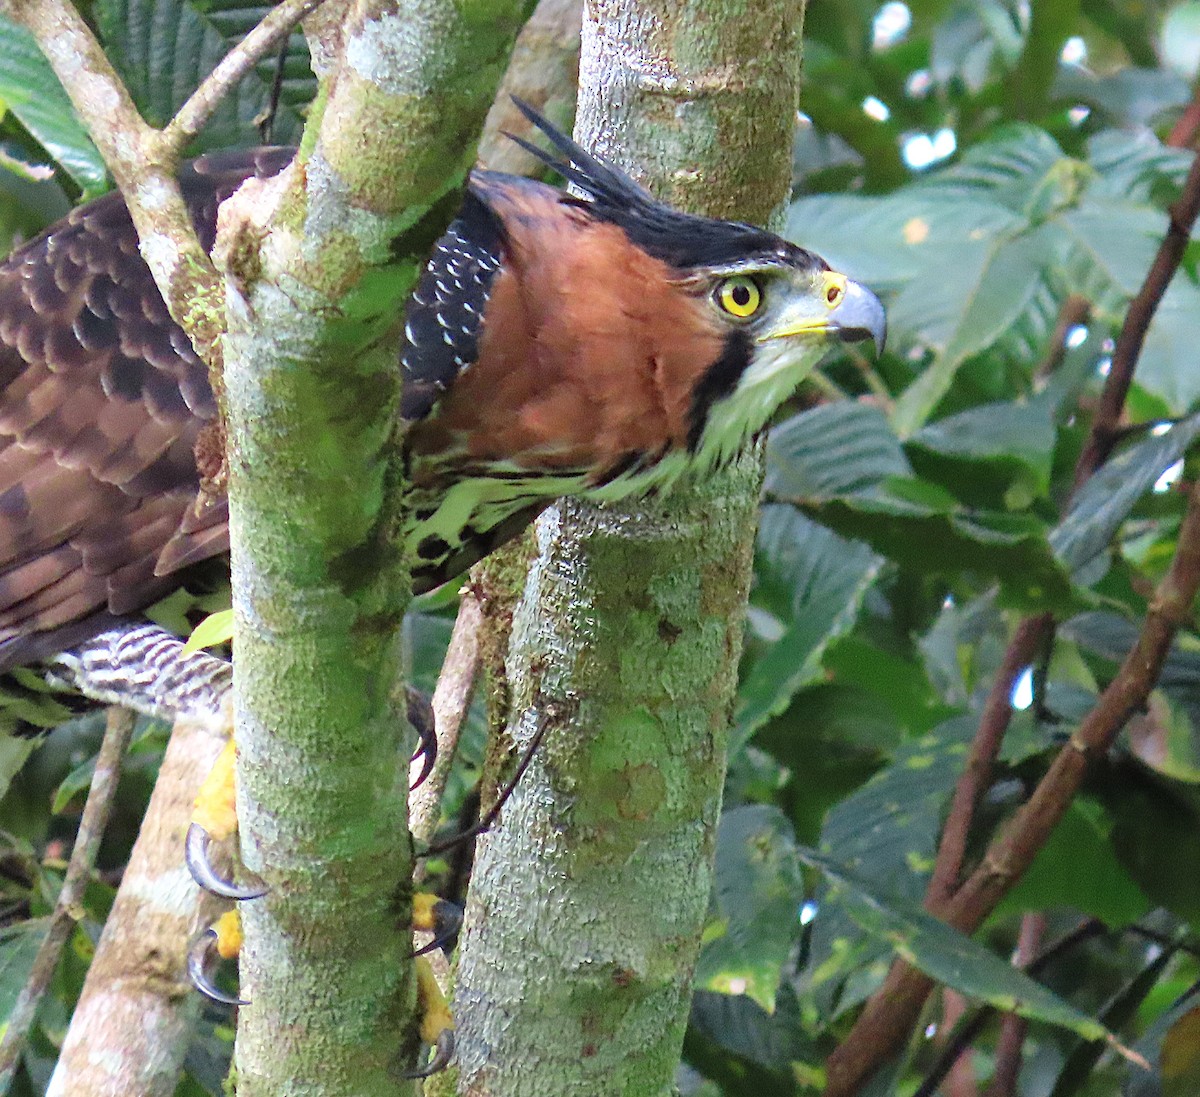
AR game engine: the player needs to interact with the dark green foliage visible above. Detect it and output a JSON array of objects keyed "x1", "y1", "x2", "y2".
[{"x1": 3, "y1": 1, "x2": 1200, "y2": 1094}]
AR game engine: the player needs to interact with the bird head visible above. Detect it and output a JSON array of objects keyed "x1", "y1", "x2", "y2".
[{"x1": 502, "y1": 100, "x2": 885, "y2": 462}]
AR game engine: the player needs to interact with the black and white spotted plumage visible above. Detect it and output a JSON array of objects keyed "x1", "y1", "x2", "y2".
[{"x1": 399, "y1": 193, "x2": 505, "y2": 422}]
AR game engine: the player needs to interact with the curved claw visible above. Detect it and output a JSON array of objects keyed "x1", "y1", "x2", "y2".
[
  {"x1": 185, "y1": 822, "x2": 267, "y2": 901},
  {"x1": 409, "y1": 897, "x2": 463, "y2": 958},
  {"x1": 187, "y1": 929, "x2": 249, "y2": 1007},
  {"x1": 399, "y1": 1029, "x2": 455, "y2": 1079},
  {"x1": 407, "y1": 687, "x2": 437, "y2": 790}
]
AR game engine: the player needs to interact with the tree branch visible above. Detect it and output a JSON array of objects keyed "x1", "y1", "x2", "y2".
[
  {"x1": 0, "y1": 708, "x2": 136, "y2": 1090},
  {"x1": 1, "y1": 0, "x2": 224, "y2": 369},
  {"x1": 44, "y1": 711, "x2": 235, "y2": 1096},
  {"x1": 1072, "y1": 147, "x2": 1200, "y2": 492},
  {"x1": 409, "y1": 592, "x2": 483, "y2": 852},
  {"x1": 825, "y1": 473, "x2": 1200, "y2": 1095},
  {"x1": 926, "y1": 614, "x2": 1052, "y2": 907},
  {"x1": 162, "y1": 0, "x2": 328, "y2": 154},
  {"x1": 983, "y1": 913, "x2": 1046, "y2": 1097}
]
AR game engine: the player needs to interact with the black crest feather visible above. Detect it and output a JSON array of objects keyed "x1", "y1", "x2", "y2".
[{"x1": 507, "y1": 98, "x2": 822, "y2": 274}]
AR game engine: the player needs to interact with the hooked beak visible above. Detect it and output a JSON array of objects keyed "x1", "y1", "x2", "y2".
[
  {"x1": 757, "y1": 276, "x2": 887, "y2": 357},
  {"x1": 832, "y1": 278, "x2": 887, "y2": 357}
]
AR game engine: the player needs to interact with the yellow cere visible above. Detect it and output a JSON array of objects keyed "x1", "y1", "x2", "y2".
[
  {"x1": 823, "y1": 272, "x2": 847, "y2": 308},
  {"x1": 716, "y1": 275, "x2": 762, "y2": 318}
]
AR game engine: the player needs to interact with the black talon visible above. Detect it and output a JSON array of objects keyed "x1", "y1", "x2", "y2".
[
  {"x1": 410, "y1": 898, "x2": 463, "y2": 958},
  {"x1": 185, "y1": 822, "x2": 267, "y2": 901},
  {"x1": 407, "y1": 687, "x2": 437, "y2": 790},
  {"x1": 399, "y1": 1029, "x2": 455, "y2": 1079},
  {"x1": 187, "y1": 929, "x2": 249, "y2": 1007}
]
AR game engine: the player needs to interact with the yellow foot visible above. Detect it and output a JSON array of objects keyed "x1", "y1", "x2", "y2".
[
  {"x1": 188, "y1": 909, "x2": 248, "y2": 1007},
  {"x1": 400, "y1": 957, "x2": 455, "y2": 1079},
  {"x1": 186, "y1": 738, "x2": 265, "y2": 900},
  {"x1": 411, "y1": 892, "x2": 464, "y2": 957}
]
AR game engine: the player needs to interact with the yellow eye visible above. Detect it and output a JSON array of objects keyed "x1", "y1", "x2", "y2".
[{"x1": 716, "y1": 276, "x2": 762, "y2": 319}]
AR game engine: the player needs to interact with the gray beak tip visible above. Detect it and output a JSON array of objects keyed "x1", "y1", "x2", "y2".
[{"x1": 836, "y1": 280, "x2": 887, "y2": 357}]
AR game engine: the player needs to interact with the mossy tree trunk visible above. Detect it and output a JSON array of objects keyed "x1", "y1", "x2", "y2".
[
  {"x1": 220, "y1": 3, "x2": 523, "y2": 1094},
  {"x1": 451, "y1": 3, "x2": 805, "y2": 1095}
]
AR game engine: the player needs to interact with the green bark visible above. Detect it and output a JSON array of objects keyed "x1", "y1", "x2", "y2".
[
  {"x1": 453, "y1": 2, "x2": 805, "y2": 1094},
  {"x1": 222, "y1": 4, "x2": 523, "y2": 1094}
]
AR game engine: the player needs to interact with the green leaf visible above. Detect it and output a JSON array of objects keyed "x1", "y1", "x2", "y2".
[
  {"x1": 1098, "y1": 763, "x2": 1200, "y2": 926},
  {"x1": 182, "y1": 609, "x2": 234, "y2": 654},
  {"x1": 0, "y1": 16, "x2": 108, "y2": 196},
  {"x1": 686, "y1": 989, "x2": 808, "y2": 1090},
  {"x1": 0, "y1": 918, "x2": 48, "y2": 1019},
  {"x1": 994, "y1": 797, "x2": 1152, "y2": 926},
  {"x1": 737, "y1": 508, "x2": 882, "y2": 741},
  {"x1": 95, "y1": 0, "x2": 313, "y2": 150},
  {"x1": 767, "y1": 403, "x2": 911, "y2": 499},
  {"x1": 891, "y1": 221, "x2": 1067, "y2": 435},
  {"x1": 696, "y1": 806, "x2": 805, "y2": 1012},
  {"x1": 1086, "y1": 131, "x2": 1193, "y2": 205},
  {"x1": 1054, "y1": 65, "x2": 1192, "y2": 130},
  {"x1": 1136, "y1": 279, "x2": 1200, "y2": 413},
  {"x1": 909, "y1": 394, "x2": 1057, "y2": 496},
  {"x1": 1129, "y1": 997, "x2": 1200, "y2": 1097},
  {"x1": 766, "y1": 403, "x2": 1076, "y2": 611},
  {"x1": 0, "y1": 731, "x2": 41, "y2": 802},
  {"x1": 803, "y1": 722, "x2": 968, "y2": 1012},
  {"x1": 805, "y1": 488, "x2": 1076, "y2": 612},
  {"x1": 799, "y1": 848, "x2": 1122, "y2": 1045},
  {"x1": 1051, "y1": 413, "x2": 1200, "y2": 573}
]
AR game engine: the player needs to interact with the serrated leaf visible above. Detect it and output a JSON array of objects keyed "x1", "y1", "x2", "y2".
[
  {"x1": 800, "y1": 847, "x2": 1126, "y2": 1047},
  {"x1": 931, "y1": 124, "x2": 1069, "y2": 211},
  {"x1": 791, "y1": 124, "x2": 1198, "y2": 435},
  {"x1": 1054, "y1": 65, "x2": 1192, "y2": 130},
  {"x1": 1086, "y1": 131, "x2": 1192, "y2": 204},
  {"x1": 737, "y1": 508, "x2": 882, "y2": 740},
  {"x1": 1136, "y1": 279, "x2": 1200, "y2": 413},
  {"x1": 182, "y1": 609, "x2": 234, "y2": 654},
  {"x1": 891, "y1": 221, "x2": 1067, "y2": 435},
  {"x1": 0, "y1": 16, "x2": 108, "y2": 196},
  {"x1": 696, "y1": 806, "x2": 804, "y2": 1012},
  {"x1": 1052, "y1": 413, "x2": 1200, "y2": 573}
]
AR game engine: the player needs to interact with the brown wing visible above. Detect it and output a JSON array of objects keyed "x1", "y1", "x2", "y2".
[{"x1": 0, "y1": 148, "x2": 294, "y2": 670}]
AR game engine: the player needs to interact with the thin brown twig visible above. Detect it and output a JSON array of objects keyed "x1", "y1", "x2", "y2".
[
  {"x1": 163, "y1": 0, "x2": 327, "y2": 153},
  {"x1": 825, "y1": 134, "x2": 1200, "y2": 1096},
  {"x1": 410, "y1": 591, "x2": 484, "y2": 853},
  {"x1": 826, "y1": 470, "x2": 1200, "y2": 1095},
  {"x1": 1034, "y1": 295, "x2": 1091, "y2": 383},
  {"x1": 1072, "y1": 148, "x2": 1200, "y2": 493},
  {"x1": 926, "y1": 614, "x2": 1052, "y2": 907},
  {"x1": 940, "y1": 991, "x2": 979, "y2": 1097},
  {"x1": 1168, "y1": 89, "x2": 1200, "y2": 149},
  {"x1": 912, "y1": 919, "x2": 1103, "y2": 1097},
  {"x1": 0, "y1": 707, "x2": 136, "y2": 1089},
  {"x1": 984, "y1": 913, "x2": 1046, "y2": 1097}
]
